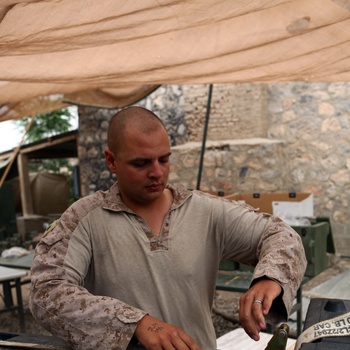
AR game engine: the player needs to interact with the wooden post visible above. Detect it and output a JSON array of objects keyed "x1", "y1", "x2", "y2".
[{"x1": 17, "y1": 153, "x2": 34, "y2": 216}]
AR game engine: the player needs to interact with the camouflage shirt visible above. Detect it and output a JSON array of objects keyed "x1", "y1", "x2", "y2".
[{"x1": 29, "y1": 182, "x2": 307, "y2": 350}]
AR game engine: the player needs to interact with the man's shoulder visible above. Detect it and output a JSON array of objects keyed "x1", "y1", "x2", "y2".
[
  {"x1": 168, "y1": 183, "x2": 230, "y2": 206},
  {"x1": 167, "y1": 183, "x2": 192, "y2": 205},
  {"x1": 66, "y1": 183, "x2": 120, "y2": 217}
]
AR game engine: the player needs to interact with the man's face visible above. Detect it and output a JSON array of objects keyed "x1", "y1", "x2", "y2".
[{"x1": 105, "y1": 127, "x2": 171, "y2": 207}]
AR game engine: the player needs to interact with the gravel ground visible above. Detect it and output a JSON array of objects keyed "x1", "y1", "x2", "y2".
[{"x1": 1, "y1": 255, "x2": 349, "y2": 340}]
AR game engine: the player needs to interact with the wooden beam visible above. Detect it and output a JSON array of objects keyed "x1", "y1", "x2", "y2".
[
  {"x1": 0, "y1": 151, "x2": 14, "y2": 161},
  {"x1": 17, "y1": 153, "x2": 33, "y2": 216},
  {"x1": 20, "y1": 134, "x2": 77, "y2": 154},
  {"x1": 0, "y1": 115, "x2": 35, "y2": 187},
  {"x1": 0, "y1": 152, "x2": 16, "y2": 188}
]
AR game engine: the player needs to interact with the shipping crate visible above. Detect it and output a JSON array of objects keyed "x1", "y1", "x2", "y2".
[
  {"x1": 219, "y1": 259, "x2": 239, "y2": 271},
  {"x1": 213, "y1": 192, "x2": 335, "y2": 278},
  {"x1": 231, "y1": 221, "x2": 333, "y2": 278},
  {"x1": 216, "y1": 192, "x2": 335, "y2": 277},
  {"x1": 293, "y1": 221, "x2": 331, "y2": 278},
  {"x1": 239, "y1": 220, "x2": 333, "y2": 277}
]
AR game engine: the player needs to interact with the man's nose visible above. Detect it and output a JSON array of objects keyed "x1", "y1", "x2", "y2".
[{"x1": 149, "y1": 161, "x2": 163, "y2": 177}]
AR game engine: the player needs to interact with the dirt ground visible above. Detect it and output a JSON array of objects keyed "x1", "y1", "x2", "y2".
[{"x1": 1, "y1": 255, "x2": 350, "y2": 339}]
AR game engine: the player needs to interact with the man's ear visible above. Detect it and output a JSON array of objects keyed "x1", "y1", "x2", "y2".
[{"x1": 105, "y1": 149, "x2": 117, "y2": 174}]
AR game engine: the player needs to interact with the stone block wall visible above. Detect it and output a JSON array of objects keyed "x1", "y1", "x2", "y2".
[
  {"x1": 169, "y1": 138, "x2": 285, "y2": 192},
  {"x1": 266, "y1": 82, "x2": 350, "y2": 256},
  {"x1": 78, "y1": 85, "x2": 187, "y2": 195},
  {"x1": 78, "y1": 82, "x2": 350, "y2": 255},
  {"x1": 183, "y1": 84, "x2": 268, "y2": 141},
  {"x1": 78, "y1": 107, "x2": 113, "y2": 195}
]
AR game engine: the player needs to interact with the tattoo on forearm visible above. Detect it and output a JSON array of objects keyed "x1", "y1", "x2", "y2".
[{"x1": 148, "y1": 323, "x2": 164, "y2": 333}]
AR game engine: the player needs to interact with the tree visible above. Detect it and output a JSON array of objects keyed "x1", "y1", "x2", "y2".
[
  {"x1": 14, "y1": 108, "x2": 78, "y2": 203},
  {"x1": 14, "y1": 108, "x2": 76, "y2": 173},
  {"x1": 14, "y1": 108, "x2": 74, "y2": 143}
]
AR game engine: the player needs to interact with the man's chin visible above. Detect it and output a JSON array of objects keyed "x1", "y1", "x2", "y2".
[{"x1": 142, "y1": 189, "x2": 164, "y2": 202}]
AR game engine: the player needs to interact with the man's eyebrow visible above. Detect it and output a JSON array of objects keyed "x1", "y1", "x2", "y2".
[
  {"x1": 160, "y1": 152, "x2": 172, "y2": 158},
  {"x1": 129, "y1": 152, "x2": 172, "y2": 162}
]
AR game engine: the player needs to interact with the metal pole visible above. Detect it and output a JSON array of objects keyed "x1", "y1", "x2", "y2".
[{"x1": 196, "y1": 84, "x2": 213, "y2": 190}]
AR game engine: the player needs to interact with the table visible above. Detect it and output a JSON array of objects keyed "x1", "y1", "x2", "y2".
[
  {"x1": 0, "y1": 332, "x2": 70, "y2": 349},
  {"x1": 216, "y1": 269, "x2": 309, "y2": 336},
  {"x1": 0, "y1": 266, "x2": 28, "y2": 332},
  {"x1": 0, "y1": 250, "x2": 35, "y2": 270},
  {"x1": 216, "y1": 327, "x2": 296, "y2": 350}
]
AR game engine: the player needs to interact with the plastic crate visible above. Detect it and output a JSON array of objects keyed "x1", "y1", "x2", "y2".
[
  {"x1": 292, "y1": 221, "x2": 330, "y2": 278},
  {"x1": 219, "y1": 259, "x2": 239, "y2": 271}
]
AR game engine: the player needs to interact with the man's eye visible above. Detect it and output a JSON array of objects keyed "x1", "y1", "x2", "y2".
[
  {"x1": 159, "y1": 158, "x2": 169, "y2": 163},
  {"x1": 133, "y1": 161, "x2": 147, "y2": 167}
]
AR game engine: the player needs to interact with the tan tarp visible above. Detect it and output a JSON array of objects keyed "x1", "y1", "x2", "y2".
[{"x1": 1, "y1": 0, "x2": 350, "y2": 121}]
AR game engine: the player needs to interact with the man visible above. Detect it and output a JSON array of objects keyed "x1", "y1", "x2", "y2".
[{"x1": 30, "y1": 106, "x2": 307, "y2": 350}]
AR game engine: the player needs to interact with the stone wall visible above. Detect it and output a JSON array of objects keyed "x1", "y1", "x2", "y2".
[
  {"x1": 183, "y1": 84, "x2": 268, "y2": 141},
  {"x1": 267, "y1": 82, "x2": 350, "y2": 256},
  {"x1": 78, "y1": 85, "x2": 187, "y2": 195},
  {"x1": 169, "y1": 138, "x2": 285, "y2": 192},
  {"x1": 78, "y1": 82, "x2": 350, "y2": 255},
  {"x1": 78, "y1": 107, "x2": 113, "y2": 196}
]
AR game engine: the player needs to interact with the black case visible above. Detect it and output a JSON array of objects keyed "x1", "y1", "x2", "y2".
[{"x1": 300, "y1": 298, "x2": 350, "y2": 349}]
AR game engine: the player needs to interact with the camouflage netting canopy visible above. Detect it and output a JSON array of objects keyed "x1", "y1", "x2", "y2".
[{"x1": 1, "y1": 0, "x2": 350, "y2": 121}]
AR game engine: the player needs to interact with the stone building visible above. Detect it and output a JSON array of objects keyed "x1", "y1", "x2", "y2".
[{"x1": 78, "y1": 82, "x2": 350, "y2": 256}]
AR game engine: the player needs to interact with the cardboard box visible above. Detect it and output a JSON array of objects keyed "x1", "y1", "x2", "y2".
[
  {"x1": 224, "y1": 192, "x2": 314, "y2": 218},
  {"x1": 215, "y1": 192, "x2": 333, "y2": 278}
]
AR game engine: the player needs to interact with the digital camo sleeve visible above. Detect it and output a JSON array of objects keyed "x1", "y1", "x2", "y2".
[
  {"x1": 29, "y1": 212, "x2": 147, "y2": 350},
  {"x1": 252, "y1": 213, "x2": 307, "y2": 323}
]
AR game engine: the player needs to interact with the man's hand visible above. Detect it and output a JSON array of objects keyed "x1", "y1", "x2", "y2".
[
  {"x1": 134, "y1": 315, "x2": 201, "y2": 350},
  {"x1": 239, "y1": 278, "x2": 282, "y2": 341}
]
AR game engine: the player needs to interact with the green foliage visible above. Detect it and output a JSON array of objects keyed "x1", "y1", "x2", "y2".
[
  {"x1": 14, "y1": 108, "x2": 74, "y2": 143},
  {"x1": 14, "y1": 108, "x2": 78, "y2": 204},
  {"x1": 28, "y1": 159, "x2": 72, "y2": 174}
]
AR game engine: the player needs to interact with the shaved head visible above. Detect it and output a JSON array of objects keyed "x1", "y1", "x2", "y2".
[{"x1": 107, "y1": 106, "x2": 167, "y2": 154}]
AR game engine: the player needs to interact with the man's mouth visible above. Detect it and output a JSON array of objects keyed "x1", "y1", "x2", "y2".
[{"x1": 146, "y1": 183, "x2": 162, "y2": 191}]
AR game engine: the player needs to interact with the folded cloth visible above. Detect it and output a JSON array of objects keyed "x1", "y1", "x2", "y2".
[{"x1": 1, "y1": 246, "x2": 30, "y2": 258}]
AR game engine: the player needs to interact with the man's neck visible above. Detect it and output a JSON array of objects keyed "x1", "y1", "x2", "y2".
[
  {"x1": 122, "y1": 188, "x2": 173, "y2": 214},
  {"x1": 125, "y1": 189, "x2": 173, "y2": 236}
]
